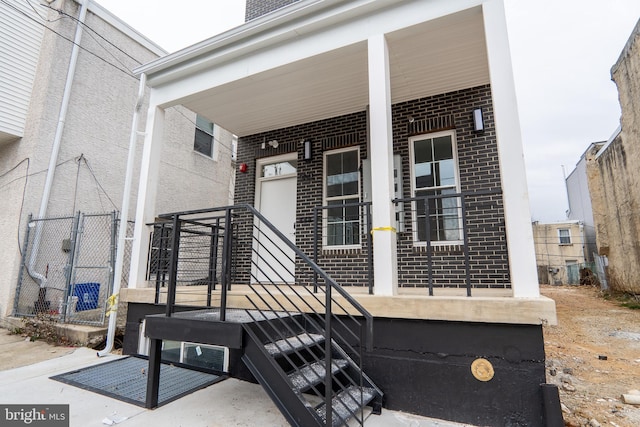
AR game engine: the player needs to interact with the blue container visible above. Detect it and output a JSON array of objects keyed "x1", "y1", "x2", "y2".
[{"x1": 70, "y1": 283, "x2": 100, "y2": 311}]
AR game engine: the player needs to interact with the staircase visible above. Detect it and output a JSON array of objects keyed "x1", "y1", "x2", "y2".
[
  {"x1": 149, "y1": 204, "x2": 383, "y2": 426},
  {"x1": 242, "y1": 312, "x2": 382, "y2": 427}
]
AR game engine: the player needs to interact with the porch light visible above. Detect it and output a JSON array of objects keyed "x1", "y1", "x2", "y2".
[
  {"x1": 473, "y1": 108, "x2": 484, "y2": 132},
  {"x1": 303, "y1": 140, "x2": 312, "y2": 161}
]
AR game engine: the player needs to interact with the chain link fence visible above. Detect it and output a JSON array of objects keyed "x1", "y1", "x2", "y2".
[{"x1": 13, "y1": 211, "x2": 133, "y2": 326}]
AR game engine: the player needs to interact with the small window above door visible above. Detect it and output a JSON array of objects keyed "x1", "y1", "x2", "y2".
[{"x1": 261, "y1": 160, "x2": 297, "y2": 178}]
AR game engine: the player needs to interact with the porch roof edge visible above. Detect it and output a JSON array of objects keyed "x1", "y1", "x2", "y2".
[
  {"x1": 133, "y1": 0, "x2": 392, "y2": 79},
  {"x1": 133, "y1": 0, "x2": 487, "y2": 84}
]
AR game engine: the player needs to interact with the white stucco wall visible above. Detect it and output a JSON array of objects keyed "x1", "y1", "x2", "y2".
[{"x1": 0, "y1": 0, "x2": 235, "y2": 319}]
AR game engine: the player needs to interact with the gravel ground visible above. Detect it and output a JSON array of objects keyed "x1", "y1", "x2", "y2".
[{"x1": 541, "y1": 285, "x2": 640, "y2": 427}]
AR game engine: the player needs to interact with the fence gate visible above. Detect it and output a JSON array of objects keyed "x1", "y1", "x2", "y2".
[{"x1": 13, "y1": 211, "x2": 119, "y2": 326}]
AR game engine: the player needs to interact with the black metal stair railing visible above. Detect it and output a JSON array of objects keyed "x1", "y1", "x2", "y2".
[
  {"x1": 312, "y1": 201, "x2": 374, "y2": 295},
  {"x1": 150, "y1": 204, "x2": 380, "y2": 426},
  {"x1": 393, "y1": 189, "x2": 506, "y2": 295}
]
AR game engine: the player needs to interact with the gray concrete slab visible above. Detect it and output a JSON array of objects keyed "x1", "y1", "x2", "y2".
[
  {"x1": 0, "y1": 330, "x2": 76, "y2": 370},
  {"x1": 0, "y1": 332, "x2": 476, "y2": 427}
]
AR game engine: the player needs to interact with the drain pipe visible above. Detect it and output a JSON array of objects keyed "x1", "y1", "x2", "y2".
[
  {"x1": 27, "y1": 0, "x2": 89, "y2": 288},
  {"x1": 98, "y1": 73, "x2": 147, "y2": 357}
]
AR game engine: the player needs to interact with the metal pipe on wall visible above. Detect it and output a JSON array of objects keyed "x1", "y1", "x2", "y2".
[{"x1": 28, "y1": 0, "x2": 89, "y2": 288}]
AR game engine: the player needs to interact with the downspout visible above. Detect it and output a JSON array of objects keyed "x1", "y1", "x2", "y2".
[
  {"x1": 98, "y1": 73, "x2": 147, "y2": 357},
  {"x1": 28, "y1": 0, "x2": 89, "y2": 287}
]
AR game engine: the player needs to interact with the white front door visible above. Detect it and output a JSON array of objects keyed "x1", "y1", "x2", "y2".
[{"x1": 254, "y1": 155, "x2": 297, "y2": 283}]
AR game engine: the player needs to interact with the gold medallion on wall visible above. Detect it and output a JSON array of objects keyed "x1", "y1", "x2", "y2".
[{"x1": 471, "y1": 358, "x2": 494, "y2": 382}]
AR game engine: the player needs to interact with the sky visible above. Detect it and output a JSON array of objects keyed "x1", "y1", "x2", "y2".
[{"x1": 94, "y1": 0, "x2": 640, "y2": 223}]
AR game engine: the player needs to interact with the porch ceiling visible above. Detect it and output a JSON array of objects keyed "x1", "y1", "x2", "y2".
[{"x1": 177, "y1": 6, "x2": 489, "y2": 137}]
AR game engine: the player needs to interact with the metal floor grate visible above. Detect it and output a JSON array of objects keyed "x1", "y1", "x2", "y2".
[{"x1": 51, "y1": 356, "x2": 226, "y2": 407}]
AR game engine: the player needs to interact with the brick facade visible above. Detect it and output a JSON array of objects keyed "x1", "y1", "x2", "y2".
[
  {"x1": 392, "y1": 85, "x2": 510, "y2": 289},
  {"x1": 245, "y1": 0, "x2": 300, "y2": 21},
  {"x1": 234, "y1": 84, "x2": 511, "y2": 289}
]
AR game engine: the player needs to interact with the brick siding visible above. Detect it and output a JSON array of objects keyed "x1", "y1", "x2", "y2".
[
  {"x1": 234, "y1": 84, "x2": 511, "y2": 289},
  {"x1": 245, "y1": 0, "x2": 300, "y2": 21}
]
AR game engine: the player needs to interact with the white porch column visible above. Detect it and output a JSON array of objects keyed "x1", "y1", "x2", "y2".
[
  {"x1": 368, "y1": 34, "x2": 398, "y2": 296},
  {"x1": 129, "y1": 102, "x2": 165, "y2": 288},
  {"x1": 483, "y1": 0, "x2": 539, "y2": 298}
]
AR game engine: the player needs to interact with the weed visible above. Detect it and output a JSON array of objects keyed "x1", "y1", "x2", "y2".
[
  {"x1": 11, "y1": 313, "x2": 75, "y2": 346},
  {"x1": 602, "y1": 290, "x2": 640, "y2": 310}
]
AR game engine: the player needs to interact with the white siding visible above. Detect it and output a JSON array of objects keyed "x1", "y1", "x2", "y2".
[{"x1": 0, "y1": 0, "x2": 44, "y2": 143}]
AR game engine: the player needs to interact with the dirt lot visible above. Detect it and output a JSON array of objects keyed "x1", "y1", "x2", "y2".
[{"x1": 542, "y1": 285, "x2": 640, "y2": 426}]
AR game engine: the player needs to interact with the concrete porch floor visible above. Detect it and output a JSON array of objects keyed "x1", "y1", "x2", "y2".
[{"x1": 0, "y1": 331, "x2": 478, "y2": 427}]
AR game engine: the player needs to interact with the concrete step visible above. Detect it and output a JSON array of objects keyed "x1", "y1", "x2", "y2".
[{"x1": 2, "y1": 317, "x2": 107, "y2": 346}]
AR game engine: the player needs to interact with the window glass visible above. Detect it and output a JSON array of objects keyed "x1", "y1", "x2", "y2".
[
  {"x1": 194, "y1": 115, "x2": 214, "y2": 157},
  {"x1": 261, "y1": 161, "x2": 297, "y2": 178},
  {"x1": 196, "y1": 115, "x2": 214, "y2": 134},
  {"x1": 324, "y1": 148, "x2": 360, "y2": 247},
  {"x1": 326, "y1": 150, "x2": 358, "y2": 198},
  {"x1": 411, "y1": 132, "x2": 460, "y2": 243}
]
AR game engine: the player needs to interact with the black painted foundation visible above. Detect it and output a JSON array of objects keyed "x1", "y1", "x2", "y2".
[
  {"x1": 124, "y1": 303, "x2": 555, "y2": 425},
  {"x1": 363, "y1": 318, "x2": 548, "y2": 426}
]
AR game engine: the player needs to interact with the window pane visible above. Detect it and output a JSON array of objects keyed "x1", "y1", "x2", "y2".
[
  {"x1": 324, "y1": 149, "x2": 360, "y2": 246},
  {"x1": 414, "y1": 139, "x2": 433, "y2": 163},
  {"x1": 414, "y1": 188, "x2": 461, "y2": 242},
  {"x1": 436, "y1": 159, "x2": 455, "y2": 186},
  {"x1": 326, "y1": 151, "x2": 359, "y2": 198},
  {"x1": 411, "y1": 133, "x2": 459, "y2": 243},
  {"x1": 196, "y1": 115, "x2": 214, "y2": 134},
  {"x1": 326, "y1": 199, "x2": 360, "y2": 246},
  {"x1": 432, "y1": 136, "x2": 452, "y2": 161},
  {"x1": 262, "y1": 161, "x2": 297, "y2": 177},
  {"x1": 559, "y1": 229, "x2": 571, "y2": 244},
  {"x1": 194, "y1": 128, "x2": 213, "y2": 156},
  {"x1": 343, "y1": 150, "x2": 358, "y2": 172}
]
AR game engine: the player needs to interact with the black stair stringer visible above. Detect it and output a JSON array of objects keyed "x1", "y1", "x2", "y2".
[
  {"x1": 242, "y1": 317, "x2": 383, "y2": 427},
  {"x1": 242, "y1": 323, "x2": 324, "y2": 427}
]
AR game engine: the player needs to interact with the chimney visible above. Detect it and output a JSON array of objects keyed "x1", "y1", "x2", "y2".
[{"x1": 245, "y1": 0, "x2": 301, "y2": 22}]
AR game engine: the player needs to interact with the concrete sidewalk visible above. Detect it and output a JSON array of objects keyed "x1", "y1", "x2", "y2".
[{"x1": 0, "y1": 332, "x2": 474, "y2": 427}]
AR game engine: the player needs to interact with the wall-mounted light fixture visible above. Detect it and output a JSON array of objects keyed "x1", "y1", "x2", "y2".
[
  {"x1": 261, "y1": 138, "x2": 279, "y2": 149},
  {"x1": 303, "y1": 140, "x2": 312, "y2": 161},
  {"x1": 473, "y1": 108, "x2": 484, "y2": 132}
]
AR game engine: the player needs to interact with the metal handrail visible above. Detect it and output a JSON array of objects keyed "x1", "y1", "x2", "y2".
[
  {"x1": 153, "y1": 203, "x2": 375, "y2": 426},
  {"x1": 243, "y1": 204, "x2": 374, "y2": 351},
  {"x1": 394, "y1": 188, "x2": 503, "y2": 296},
  {"x1": 312, "y1": 201, "x2": 374, "y2": 294}
]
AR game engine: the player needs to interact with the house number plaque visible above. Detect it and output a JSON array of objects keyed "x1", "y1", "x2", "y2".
[{"x1": 471, "y1": 358, "x2": 494, "y2": 382}]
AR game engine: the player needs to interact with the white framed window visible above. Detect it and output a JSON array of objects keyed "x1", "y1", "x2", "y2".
[
  {"x1": 194, "y1": 115, "x2": 214, "y2": 157},
  {"x1": 323, "y1": 147, "x2": 360, "y2": 248},
  {"x1": 558, "y1": 228, "x2": 571, "y2": 245},
  {"x1": 409, "y1": 130, "x2": 462, "y2": 245}
]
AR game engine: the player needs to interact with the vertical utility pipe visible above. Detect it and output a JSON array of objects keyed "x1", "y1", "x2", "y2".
[
  {"x1": 98, "y1": 74, "x2": 147, "y2": 357},
  {"x1": 28, "y1": 0, "x2": 89, "y2": 287}
]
